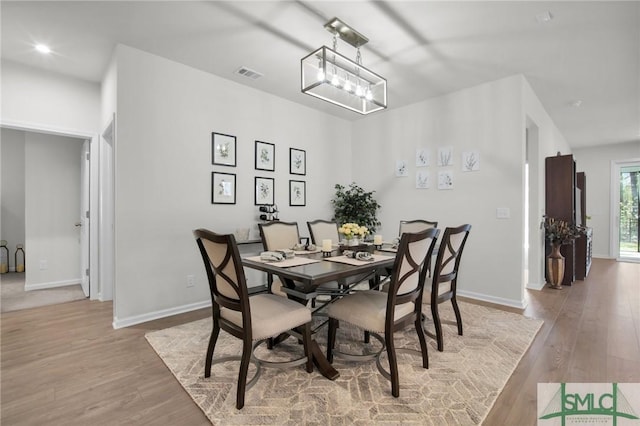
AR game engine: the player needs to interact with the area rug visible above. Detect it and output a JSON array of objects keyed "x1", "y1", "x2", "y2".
[{"x1": 145, "y1": 302, "x2": 542, "y2": 425}]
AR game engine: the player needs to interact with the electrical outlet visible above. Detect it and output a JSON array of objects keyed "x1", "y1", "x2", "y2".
[
  {"x1": 39, "y1": 259, "x2": 48, "y2": 270},
  {"x1": 186, "y1": 274, "x2": 195, "y2": 288}
]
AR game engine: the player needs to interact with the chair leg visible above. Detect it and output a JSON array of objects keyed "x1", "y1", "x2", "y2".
[
  {"x1": 236, "y1": 337, "x2": 252, "y2": 409},
  {"x1": 327, "y1": 318, "x2": 338, "y2": 363},
  {"x1": 204, "y1": 321, "x2": 220, "y2": 378},
  {"x1": 385, "y1": 330, "x2": 399, "y2": 397},
  {"x1": 300, "y1": 323, "x2": 313, "y2": 373},
  {"x1": 415, "y1": 313, "x2": 429, "y2": 369},
  {"x1": 431, "y1": 303, "x2": 444, "y2": 352},
  {"x1": 451, "y1": 297, "x2": 463, "y2": 336}
]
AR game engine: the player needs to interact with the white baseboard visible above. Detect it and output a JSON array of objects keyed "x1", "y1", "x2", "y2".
[
  {"x1": 112, "y1": 300, "x2": 212, "y2": 329},
  {"x1": 25, "y1": 278, "x2": 81, "y2": 291},
  {"x1": 457, "y1": 289, "x2": 527, "y2": 310},
  {"x1": 593, "y1": 253, "x2": 613, "y2": 259},
  {"x1": 526, "y1": 281, "x2": 546, "y2": 291}
]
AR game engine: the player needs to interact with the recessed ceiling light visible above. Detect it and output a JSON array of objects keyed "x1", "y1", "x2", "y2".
[
  {"x1": 535, "y1": 11, "x2": 553, "y2": 24},
  {"x1": 35, "y1": 44, "x2": 51, "y2": 54}
]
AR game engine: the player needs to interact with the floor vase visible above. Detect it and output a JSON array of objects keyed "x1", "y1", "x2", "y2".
[{"x1": 547, "y1": 243, "x2": 565, "y2": 289}]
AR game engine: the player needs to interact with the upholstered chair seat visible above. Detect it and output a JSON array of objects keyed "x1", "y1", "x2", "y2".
[{"x1": 221, "y1": 294, "x2": 311, "y2": 341}]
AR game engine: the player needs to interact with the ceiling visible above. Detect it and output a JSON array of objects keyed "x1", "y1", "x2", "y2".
[{"x1": 2, "y1": 1, "x2": 639, "y2": 149}]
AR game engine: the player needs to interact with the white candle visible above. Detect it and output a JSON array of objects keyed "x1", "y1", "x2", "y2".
[
  {"x1": 322, "y1": 239, "x2": 332, "y2": 252},
  {"x1": 373, "y1": 235, "x2": 383, "y2": 245}
]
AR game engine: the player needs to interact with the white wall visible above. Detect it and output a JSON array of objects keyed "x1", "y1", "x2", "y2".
[
  {"x1": 352, "y1": 75, "x2": 569, "y2": 307},
  {"x1": 24, "y1": 132, "x2": 84, "y2": 289},
  {"x1": 573, "y1": 141, "x2": 640, "y2": 257},
  {"x1": 112, "y1": 45, "x2": 352, "y2": 327},
  {"x1": 1, "y1": 128, "x2": 26, "y2": 270},
  {"x1": 0, "y1": 60, "x2": 100, "y2": 134},
  {"x1": 352, "y1": 75, "x2": 526, "y2": 306}
]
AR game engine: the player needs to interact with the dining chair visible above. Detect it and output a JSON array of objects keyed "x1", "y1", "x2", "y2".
[
  {"x1": 193, "y1": 228, "x2": 313, "y2": 409},
  {"x1": 326, "y1": 228, "x2": 440, "y2": 397},
  {"x1": 422, "y1": 224, "x2": 471, "y2": 352},
  {"x1": 307, "y1": 219, "x2": 340, "y2": 246},
  {"x1": 399, "y1": 220, "x2": 438, "y2": 277},
  {"x1": 258, "y1": 221, "x2": 304, "y2": 297}
]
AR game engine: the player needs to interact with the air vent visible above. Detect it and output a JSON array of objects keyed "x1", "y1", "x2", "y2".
[{"x1": 235, "y1": 66, "x2": 263, "y2": 80}]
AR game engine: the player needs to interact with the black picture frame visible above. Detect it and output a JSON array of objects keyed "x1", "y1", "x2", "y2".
[
  {"x1": 289, "y1": 180, "x2": 306, "y2": 206},
  {"x1": 212, "y1": 172, "x2": 236, "y2": 204},
  {"x1": 254, "y1": 176, "x2": 275, "y2": 205},
  {"x1": 255, "y1": 140, "x2": 275, "y2": 171},
  {"x1": 212, "y1": 132, "x2": 236, "y2": 167},
  {"x1": 289, "y1": 148, "x2": 306, "y2": 175}
]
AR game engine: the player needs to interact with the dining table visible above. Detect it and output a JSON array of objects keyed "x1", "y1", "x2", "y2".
[{"x1": 242, "y1": 248, "x2": 396, "y2": 380}]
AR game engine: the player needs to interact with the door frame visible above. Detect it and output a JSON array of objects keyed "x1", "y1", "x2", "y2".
[
  {"x1": 610, "y1": 157, "x2": 640, "y2": 261},
  {"x1": 0, "y1": 119, "x2": 101, "y2": 298}
]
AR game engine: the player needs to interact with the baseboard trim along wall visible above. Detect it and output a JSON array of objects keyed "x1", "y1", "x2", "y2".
[
  {"x1": 112, "y1": 300, "x2": 212, "y2": 329},
  {"x1": 457, "y1": 289, "x2": 527, "y2": 310},
  {"x1": 24, "y1": 278, "x2": 82, "y2": 291},
  {"x1": 526, "y1": 281, "x2": 547, "y2": 291}
]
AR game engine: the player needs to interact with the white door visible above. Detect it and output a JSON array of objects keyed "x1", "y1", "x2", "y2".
[{"x1": 80, "y1": 140, "x2": 90, "y2": 296}]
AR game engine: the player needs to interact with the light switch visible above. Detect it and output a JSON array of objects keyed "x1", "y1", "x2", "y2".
[{"x1": 496, "y1": 207, "x2": 510, "y2": 219}]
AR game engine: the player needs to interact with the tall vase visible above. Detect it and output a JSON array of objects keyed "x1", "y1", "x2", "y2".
[{"x1": 547, "y1": 243, "x2": 564, "y2": 289}]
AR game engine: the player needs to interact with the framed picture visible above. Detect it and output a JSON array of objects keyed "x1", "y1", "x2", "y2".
[
  {"x1": 289, "y1": 180, "x2": 306, "y2": 206},
  {"x1": 289, "y1": 148, "x2": 306, "y2": 175},
  {"x1": 211, "y1": 172, "x2": 236, "y2": 204},
  {"x1": 255, "y1": 176, "x2": 275, "y2": 205},
  {"x1": 395, "y1": 160, "x2": 408, "y2": 177},
  {"x1": 255, "y1": 140, "x2": 275, "y2": 171},
  {"x1": 211, "y1": 132, "x2": 236, "y2": 167}
]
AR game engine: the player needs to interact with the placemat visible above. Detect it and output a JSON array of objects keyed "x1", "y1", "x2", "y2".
[
  {"x1": 324, "y1": 254, "x2": 393, "y2": 266},
  {"x1": 244, "y1": 256, "x2": 321, "y2": 268}
]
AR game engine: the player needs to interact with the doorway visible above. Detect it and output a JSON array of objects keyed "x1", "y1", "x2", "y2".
[
  {"x1": 611, "y1": 159, "x2": 640, "y2": 262},
  {"x1": 525, "y1": 119, "x2": 544, "y2": 290},
  {"x1": 616, "y1": 162, "x2": 640, "y2": 261},
  {"x1": 0, "y1": 123, "x2": 100, "y2": 299}
]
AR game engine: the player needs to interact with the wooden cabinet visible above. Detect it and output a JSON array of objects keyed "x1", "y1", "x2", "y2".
[{"x1": 545, "y1": 154, "x2": 577, "y2": 286}]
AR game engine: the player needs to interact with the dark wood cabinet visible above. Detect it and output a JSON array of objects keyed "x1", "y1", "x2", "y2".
[{"x1": 545, "y1": 155, "x2": 590, "y2": 285}]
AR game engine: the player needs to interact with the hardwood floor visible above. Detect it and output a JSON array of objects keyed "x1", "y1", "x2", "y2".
[{"x1": 1, "y1": 258, "x2": 638, "y2": 425}]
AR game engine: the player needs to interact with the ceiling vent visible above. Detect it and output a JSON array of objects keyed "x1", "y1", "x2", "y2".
[{"x1": 235, "y1": 66, "x2": 263, "y2": 80}]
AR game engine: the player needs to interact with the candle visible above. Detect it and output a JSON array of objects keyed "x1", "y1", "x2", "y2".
[
  {"x1": 373, "y1": 235, "x2": 383, "y2": 245},
  {"x1": 322, "y1": 239, "x2": 332, "y2": 252}
]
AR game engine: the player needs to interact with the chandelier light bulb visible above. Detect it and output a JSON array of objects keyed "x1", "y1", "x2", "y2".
[
  {"x1": 343, "y1": 77, "x2": 352, "y2": 92},
  {"x1": 355, "y1": 81, "x2": 363, "y2": 97},
  {"x1": 331, "y1": 70, "x2": 340, "y2": 87},
  {"x1": 317, "y1": 59, "x2": 325, "y2": 82},
  {"x1": 365, "y1": 86, "x2": 373, "y2": 101}
]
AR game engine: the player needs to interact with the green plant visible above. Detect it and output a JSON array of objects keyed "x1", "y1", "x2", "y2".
[{"x1": 331, "y1": 183, "x2": 381, "y2": 233}]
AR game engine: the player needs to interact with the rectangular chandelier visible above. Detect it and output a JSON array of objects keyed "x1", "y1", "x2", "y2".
[{"x1": 301, "y1": 18, "x2": 387, "y2": 115}]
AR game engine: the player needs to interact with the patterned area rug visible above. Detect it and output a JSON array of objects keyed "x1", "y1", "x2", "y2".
[{"x1": 145, "y1": 302, "x2": 542, "y2": 425}]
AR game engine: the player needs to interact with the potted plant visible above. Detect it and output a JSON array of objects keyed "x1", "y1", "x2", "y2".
[
  {"x1": 331, "y1": 183, "x2": 381, "y2": 235},
  {"x1": 541, "y1": 216, "x2": 585, "y2": 289}
]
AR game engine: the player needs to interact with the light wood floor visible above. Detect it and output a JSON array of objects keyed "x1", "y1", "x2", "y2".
[{"x1": 1, "y1": 258, "x2": 638, "y2": 425}]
